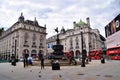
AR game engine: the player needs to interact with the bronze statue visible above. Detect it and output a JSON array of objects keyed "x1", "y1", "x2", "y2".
[{"x1": 55, "y1": 27, "x2": 59, "y2": 33}]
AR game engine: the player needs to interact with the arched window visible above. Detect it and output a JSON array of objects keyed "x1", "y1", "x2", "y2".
[
  {"x1": 32, "y1": 33, "x2": 36, "y2": 41},
  {"x1": 23, "y1": 32, "x2": 29, "y2": 47},
  {"x1": 24, "y1": 32, "x2": 29, "y2": 41},
  {"x1": 75, "y1": 36, "x2": 79, "y2": 49},
  {"x1": 40, "y1": 35, "x2": 44, "y2": 42},
  {"x1": 39, "y1": 35, "x2": 44, "y2": 48},
  {"x1": 69, "y1": 38, "x2": 73, "y2": 49}
]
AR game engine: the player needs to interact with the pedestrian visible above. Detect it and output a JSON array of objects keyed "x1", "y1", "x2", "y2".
[
  {"x1": 100, "y1": 52, "x2": 105, "y2": 64},
  {"x1": 41, "y1": 56, "x2": 44, "y2": 69},
  {"x1": 11, "y1": 54, "x2": 16, "y2": 66},
  {"x1": 86, "y1": 57, "x2": 89, "y2": 64},
  {"x1": 23, "y1": 57, "x2": 26, "y2": 68},
  {"x1": 23, "y1": 53, "x2": 29, "y2": 68},
  {"x1": 38, "y1": 53, "x2": 42, "y2": 60},
  {"x1": 27, "y1": 56, "x2": 33, "y2": 66}
]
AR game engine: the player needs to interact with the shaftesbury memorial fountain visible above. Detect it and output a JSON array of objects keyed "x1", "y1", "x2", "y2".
[
  {"x1": 51, "y1": 27, "x2": 64, "y2": 70},
  {"x1": 52, "y1": 27, "x2": 64, "y2": 59}
]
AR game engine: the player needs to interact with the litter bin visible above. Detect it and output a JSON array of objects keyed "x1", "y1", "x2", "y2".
[
  {"x1": 101, "y1": 58, "x2": 105, "y2": 64},
  {"x1": 11, "y1": 59, "x2": 16, "y2": 66},
  {"x1": 52, "y1": 62, "x2": 60, "y2": 70}
]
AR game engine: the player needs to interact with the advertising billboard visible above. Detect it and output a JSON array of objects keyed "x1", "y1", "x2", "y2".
[
  {"x1": 105, "y1": 14, "x2": 120, "y2": 48},
  {"x1": 105, "y1": 14, "x2": 120, "y2": 38}
]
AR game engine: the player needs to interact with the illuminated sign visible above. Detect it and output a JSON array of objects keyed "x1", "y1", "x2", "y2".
[
  {"x1": 48, "y1": 43, "x2": 52, "y2": 48},
  {"x1": 105, "y1": 14, "x2": 120, "y2": 37}
]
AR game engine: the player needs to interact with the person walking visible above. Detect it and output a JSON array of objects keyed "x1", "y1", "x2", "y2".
[
  {"x1": 27, "y1": 56, "x2": 33, "y2": 66},
  {"x1": 23, "y1": 57, "x2": 26, "y2": 68},
  {"x1": 41, "y1": 56, "x2": 44, "y2": 69},
  {"x1": 11, "y1": 54, "x2": 16, "y2": 66},
  {"x1": 23, "y1": 53, "x2": 29, "y2": 68}
]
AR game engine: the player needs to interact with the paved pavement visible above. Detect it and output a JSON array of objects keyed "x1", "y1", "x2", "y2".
[{"x1": 0, "y1": 60, "x2": 120, "y2": 80}]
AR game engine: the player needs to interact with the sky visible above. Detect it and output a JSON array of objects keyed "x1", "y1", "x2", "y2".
[{"x1": 0, "y1": 0, "x2": 119, "y2": 38}]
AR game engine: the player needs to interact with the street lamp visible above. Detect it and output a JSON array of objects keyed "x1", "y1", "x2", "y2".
[
  {"x1": 80, "y1": 29, "x2": 86, "y2": 67},
  {"x1": 15, "y1": 39, "x2": 17, "y2": 59},
  {"x1": 14, "y1": 39, "x2": 19, "y2": 62},
  {"x1": 89, "y1": 42, "x2": 92, "y2": 62},
  {"x1": 101, "y1": 44, "x2": 105, "y2": 64},
  {"x1": 8, "y1": 51, "x2": 10, "y2": 62}
]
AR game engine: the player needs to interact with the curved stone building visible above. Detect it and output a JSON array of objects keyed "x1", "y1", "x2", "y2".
[
  {"x1": 47, "y1": 17, "x2": 106, "y2": 58},
  {"x1": 0, "y1": 13, "x2": 47, "y2": 61}
]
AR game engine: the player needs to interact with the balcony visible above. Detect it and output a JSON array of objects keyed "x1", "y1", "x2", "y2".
[
  {"x1": 23, "y1": 44, "x2": 29, "y2": 47},
  {"x1": 75, "y1": 46, "x2": 79, "y2": 49}
]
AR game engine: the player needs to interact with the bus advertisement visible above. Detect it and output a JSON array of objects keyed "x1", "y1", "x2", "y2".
[{"x1": 106, "y1": 46, "x2": 120, "y2": 60}]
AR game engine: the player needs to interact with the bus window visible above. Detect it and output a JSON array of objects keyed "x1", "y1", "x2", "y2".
[
  {"x1": 89, "y1": 51, "x2": 95, "y2": 56},
  {"x1": 88, "y1": 50, "x2": 102, "y2": 60},
  {"x1": 106, "y1": 46, "x2": 120, "y2": 60}
]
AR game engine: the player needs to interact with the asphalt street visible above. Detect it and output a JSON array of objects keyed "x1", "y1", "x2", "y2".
[{"x1": 0, "y1": 60, "x2": 120, "y2": 80}]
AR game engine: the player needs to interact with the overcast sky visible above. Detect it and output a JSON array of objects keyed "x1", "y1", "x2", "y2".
[{"x1": 0, "y1": 0, "x2": 119, "y2": 38}]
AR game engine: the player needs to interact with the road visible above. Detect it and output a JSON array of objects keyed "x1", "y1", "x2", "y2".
[{"x1": 0, "y1": 60, "x2": 120, "y2": 80}]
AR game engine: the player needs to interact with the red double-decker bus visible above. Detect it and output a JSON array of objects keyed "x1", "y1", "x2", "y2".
[
  {"x1": 106, "y1": 46, "x2": 120, "y2": 60},
  {"x1": 88, "y1": 49, "x2": 102, "y2": 60}
]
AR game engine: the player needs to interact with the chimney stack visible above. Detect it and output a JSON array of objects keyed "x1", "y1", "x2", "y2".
[
  {"x1": 86, "y1": 17, "x2": 90, "y2": 27},
  {"x1": 73, "y1": 21, "x2": 76, "y2": 27}
]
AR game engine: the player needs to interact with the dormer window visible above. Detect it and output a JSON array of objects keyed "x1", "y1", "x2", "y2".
[{"x1": 23, "y1": 32, "x2": 29, "y2": 47}]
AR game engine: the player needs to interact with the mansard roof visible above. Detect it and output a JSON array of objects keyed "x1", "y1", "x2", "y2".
[
  {"x1": 11, "y1": 13, "x2": 46, "y2": 28},
  {"x1": 24, "y1": 20, "x2": 38, "y2": 26},
  {"x1": 12, "y1": 19, "x2": 45, "y2": 29}
]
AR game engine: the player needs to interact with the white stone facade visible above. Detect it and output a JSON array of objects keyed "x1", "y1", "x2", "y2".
[
  {"x1": 0, "y1": 13, "x2": 47, "y2": 60},
  {"x1": 47, "y1": 17, "x2": 105, "y2": 58}
]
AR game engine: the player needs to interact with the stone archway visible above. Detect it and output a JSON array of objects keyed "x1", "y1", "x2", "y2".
[
  {"x1": 70, "y1": 51, "x2": 74, "y2": 57},
  {"x1": 31, "y1": 50, "x2": 37, "y2": 59},
  {"x1": 75, "y1": 50, "x2": 81, "y2": 58},
  {"x1": 39, "y1": 50, "x2": 44, "y2": 54},
  {"x1": 23, "y1": 49, "x2": 29, "y2": 58}
]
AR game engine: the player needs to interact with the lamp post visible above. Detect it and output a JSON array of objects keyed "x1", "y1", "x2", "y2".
[
  {"x1": 15, "y1": 39, "x2": 17, "y2": 59},
  {"x1": 8, "y1": 51, "x2": 10, "y2": 62},
  {"x1": 80, "y1": 29, "x2": 86, "y2": 67},
  {"x1": 89, "y1": 42, "x2": 92, "y2": 62},
  {"x1": 14, "y1": 39, "x2": 18, "y2": 62},
  {"x1": 101, "y1": 44, "x2": 105, "y2": 64}
]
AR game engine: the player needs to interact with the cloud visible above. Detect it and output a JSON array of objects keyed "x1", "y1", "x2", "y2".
[{"x1": 0, "y1": 0, "x2": 119, "y2": 38}]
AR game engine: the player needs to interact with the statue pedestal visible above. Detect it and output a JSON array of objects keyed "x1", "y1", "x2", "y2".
[{"x1": 51, "y1": 44, "x2": 64, "y2": 59}]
